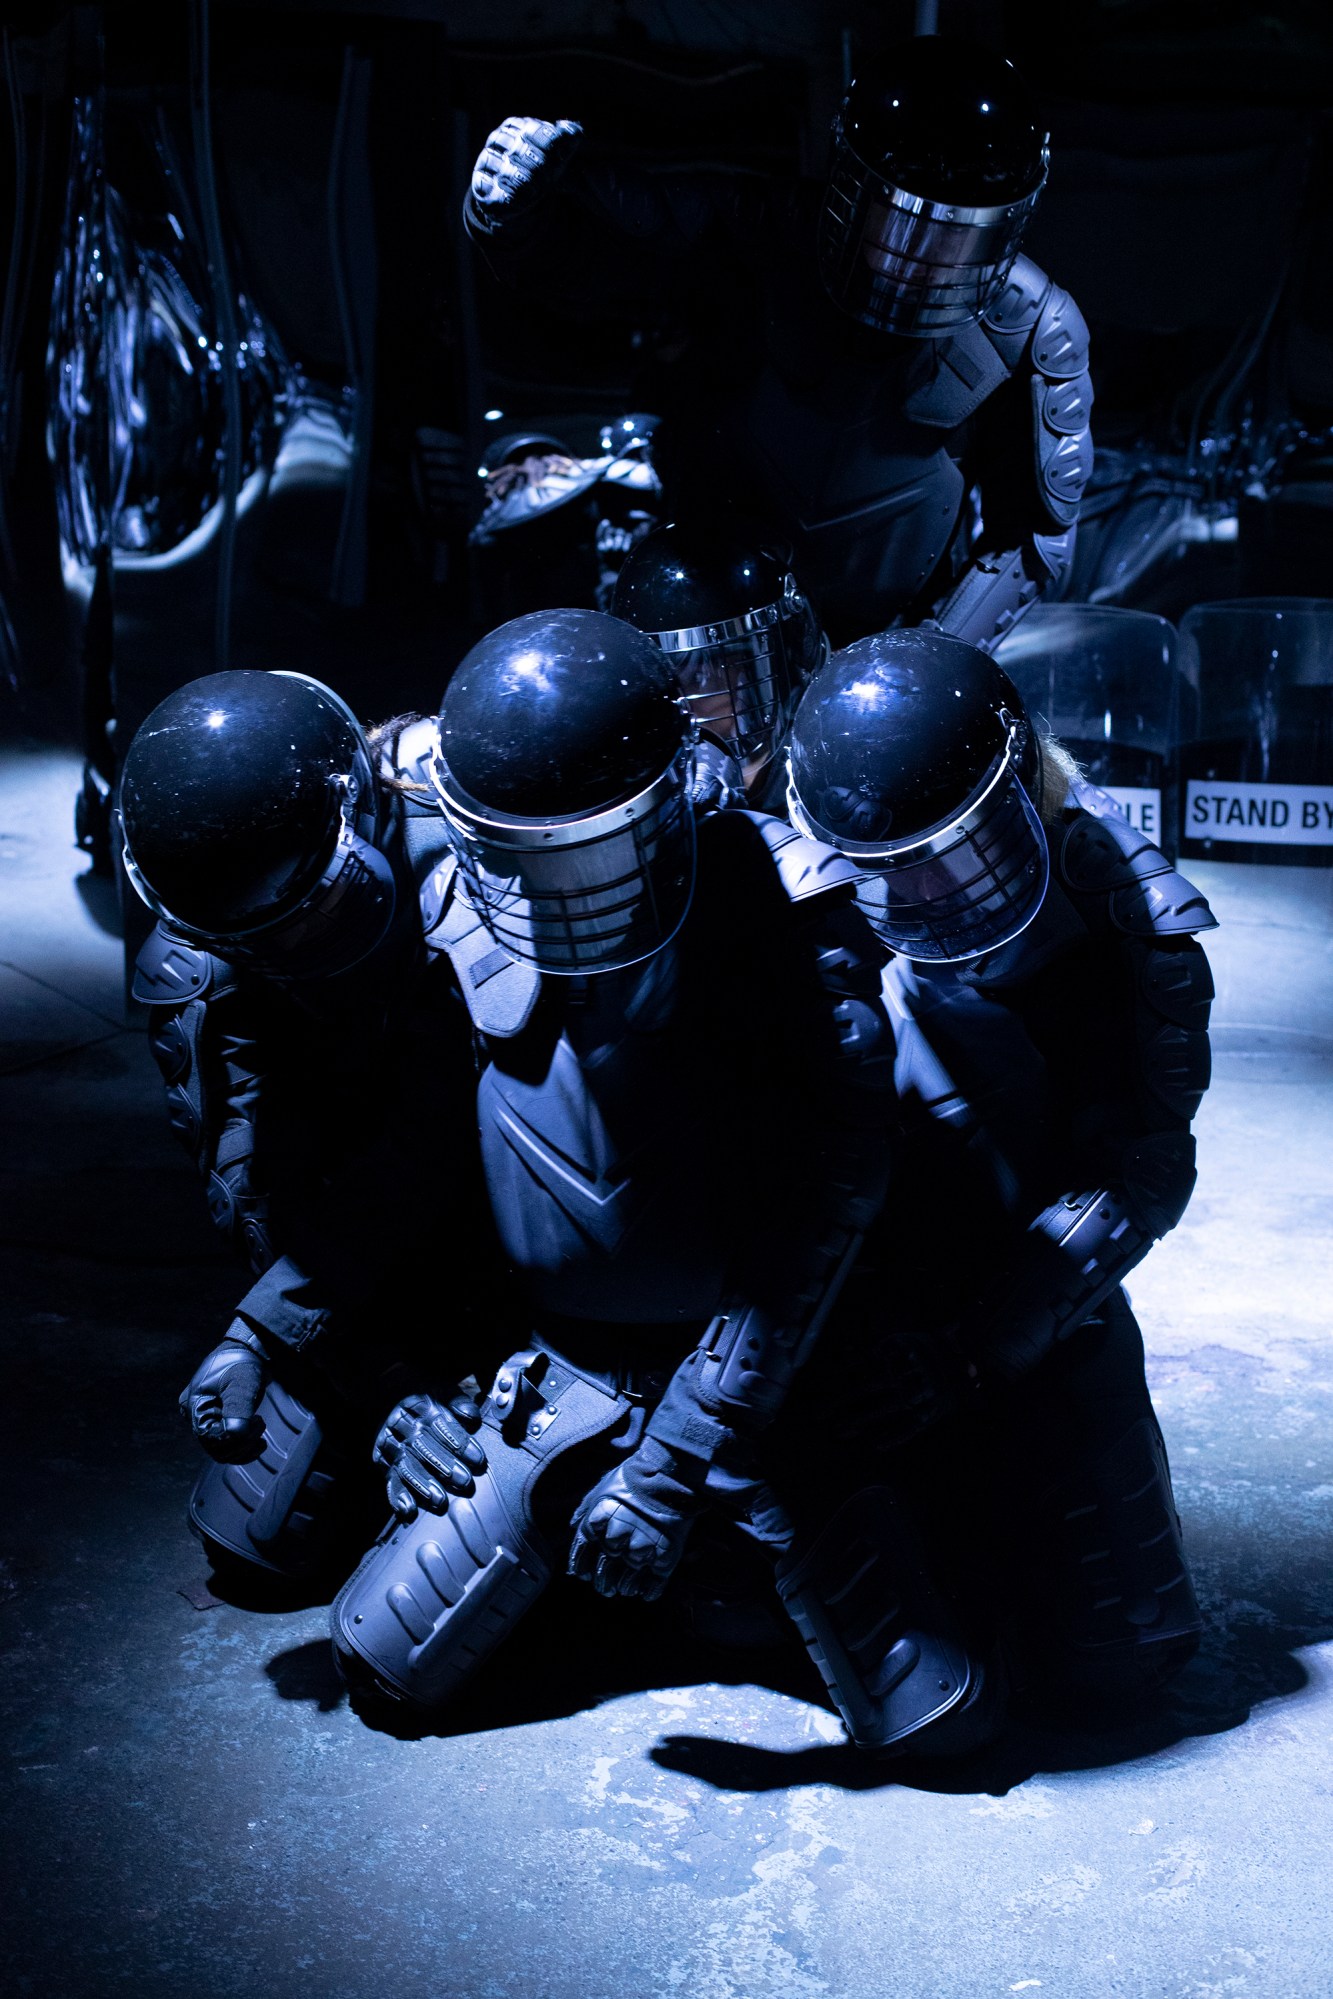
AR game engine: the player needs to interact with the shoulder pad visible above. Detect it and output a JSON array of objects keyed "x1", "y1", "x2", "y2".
[
  {"x1": 1032, "y1": 281, "x2": 1090, "y2": 382},
  {"x1": 900, "y1": 316, "x2": 1011, "y2": 428},
  {"x1": 381, "y1": 716, "x2": 439, "y2": 792},
  {"x1": 131, "y1": 926, "x2": 217, "y2": 1006},
  {"x1": 980, "y1": 254, "x2": 1053, "y2": 367},
  {"x1": 1059, "y1": 811, "x2": 1217, "y2": 937},
  {"x1": 400, "y1": 800, "x2": 454, "y2": 888},
  {"x1": 422, "y1": 865, "x2": 541, "y2": 1039},
  {"x1": 419, "y1": 851, "x2": 458, "y2": 937},
  {"x1": 738, "y1": 811, "x2": 862, "y2": 904}
]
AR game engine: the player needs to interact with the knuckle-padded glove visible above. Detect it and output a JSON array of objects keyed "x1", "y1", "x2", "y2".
[
  {"x1": 568, "y1": 1437, "x2": 703, "y2": 1601},
  {"x1": 468, "y1": 116, "x2": 583, "y2": 232},
  {"x1": 373, "y1": 1390, "x2": 488, "y2": 1522},
  {"x1": 179, "y1": 1331, "x2": 269, "y2": 1464}
]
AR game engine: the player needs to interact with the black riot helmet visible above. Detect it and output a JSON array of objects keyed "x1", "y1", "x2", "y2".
[
  {"x1": 786, "y1": 628, "x2": 1048, "y2": 962},
  {"x1": 120, "y1": 670, "x2": 396, "y2": 978},
  {"x1": 431, "y1": 608, "x2": 697, "y2": 974},
  {"x1": 612, "y1": 523, "x2": 825, "y2": 788},
  {"x1": 820, "y1": 37, "x2": 1049, "y2": 336}
]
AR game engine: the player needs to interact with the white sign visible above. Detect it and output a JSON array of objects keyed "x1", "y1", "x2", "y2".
[
  {"x1": 1185, "y1": 779, "x2": 1333, "y2": 845},
  {"x1": 1101, "y1": 787, "x2": 1161, "y2": 839}
]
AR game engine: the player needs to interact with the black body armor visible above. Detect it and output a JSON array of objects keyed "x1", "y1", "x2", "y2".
[{"x1": 464, "y1": 129, "x2": 1090, "y2": 649}]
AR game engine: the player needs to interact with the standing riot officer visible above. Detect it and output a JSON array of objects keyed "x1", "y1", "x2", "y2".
[
  {"x1": 121, "y1": 670, "x2": 497, "y2": 1581},
  {"x1": 781, "y1": 628, "x2": 1213, "y2": 1718},
  {"x1": 463, "y1": 37, "x2": 1091, "y2": 650},
  {"x1": 611, "y1": 520, "x2": 827, "y2": 811},
  {"x1": 331, "y1": 608, "x2": 913, "y2": 1728}
]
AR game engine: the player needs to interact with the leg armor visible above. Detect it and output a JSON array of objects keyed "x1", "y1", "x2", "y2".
[
  {"x1": 331, "y1": 1348, "x2": 632, "y2": 1711},
  {"x1": 189, "y1": 1378, "x2": 378, "y2": 1581},
  {"x1": 774, "y1": 1485, "x2": 996, "y2": 1756},
  {"x1": 1021, "y1": 1413, "x2": 1202, "y2": 1698},
  {"x1": 1002, "y1": 1293, "x2": 1203, "y2": 1699}
]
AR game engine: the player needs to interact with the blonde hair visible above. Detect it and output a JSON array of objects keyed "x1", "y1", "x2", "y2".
[{"x1": 1035, "y1": 731, "x2": 1082, "y2": 824}]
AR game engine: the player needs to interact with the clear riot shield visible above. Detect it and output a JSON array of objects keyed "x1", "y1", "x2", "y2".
[
  {"x1": 1178, "y1": 599, "x2": 1333, "y2": 867},
  {"x1": 994, "y1": 604, "x2": 1184, "y2": 857}
]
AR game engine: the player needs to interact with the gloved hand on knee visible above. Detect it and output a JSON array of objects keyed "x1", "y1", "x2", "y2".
[
  {"x1": 373, "y1": 1391, "x2": 488, "y2": 1521},
  {"x1": 568, "y1": 1438, "x2": 704, "y2": 1601},
  {"x1": 179, "y1": 1327, "x2": 269, "y2": 1463}
]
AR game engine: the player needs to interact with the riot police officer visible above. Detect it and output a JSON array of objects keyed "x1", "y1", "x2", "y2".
[
  {"x1": 611, "y1": 520, "x2": 827, "y2": 811},
  {"x1": 463, "y1": 37, "x2": 1091, "y2": 651},
  {"x1": 332, "y1": 608, "x2": 905, "y2": 1720},
  {"x1": 121, "y1": 669, "x2": 497, "y2": 1581},
  {"x1": 781, "y1": 628, "x2": 1213, "y2": 1718}
]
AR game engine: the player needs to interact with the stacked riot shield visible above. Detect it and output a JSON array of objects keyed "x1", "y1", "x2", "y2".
[
  {"x1": 1178, "y1": 599, "x2": 1333, "y2": 867},
  {"x1": 995, "y1": 603, "x2": 1186, "y2": 856}
]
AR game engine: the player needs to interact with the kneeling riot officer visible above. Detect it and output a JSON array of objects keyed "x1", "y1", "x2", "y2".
[
  {"x1": 781, "y1": 628, "x2": 1213, "y2": 1720},
  {"x1": 611, "y1": 520, "x2": 826, "y2": 813},
  {"x1": 463, "y1": 37, "x2": 1091, "y2": 649},
  {"x1": 331, "y1": 609, "x2": 903, "y2": 1718},
  {"x1": 121, "y1": 671, "x2": 494, "y2": 1581}
]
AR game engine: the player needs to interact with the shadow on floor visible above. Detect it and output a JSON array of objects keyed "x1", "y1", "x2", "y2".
[{"x1": 256, "y1": 1556, "x2": 1328, "y2": 1797}]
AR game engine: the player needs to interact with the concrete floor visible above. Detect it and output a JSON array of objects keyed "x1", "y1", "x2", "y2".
[{"x1": 3, "y1": 739, "x2": 1332, "y2": 1999}]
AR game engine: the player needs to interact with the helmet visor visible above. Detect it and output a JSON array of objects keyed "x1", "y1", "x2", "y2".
[
  {"x1": 436, "y1": 748, "x2": 697, "y2": 975},
  {"x1": 124, "y1": 791, "x2": 398, "y2": 980},
  {"x1": 819, "y1": 139, "x2": 1043, "y2": 335},
  {"x1": 789, "y1": 734, "x2": 1049, "y2": 962},
  {"x1": 655, "y1": 586, "x2": 817, "y2": 767}
]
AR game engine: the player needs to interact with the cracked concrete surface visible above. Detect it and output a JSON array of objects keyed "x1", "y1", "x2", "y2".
[{"x1": 2, "y1": 743, "x2": 1331, "y2": 1999}]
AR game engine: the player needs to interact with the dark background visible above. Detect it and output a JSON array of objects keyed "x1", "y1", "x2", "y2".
[{"x1": 2, "y1": 0, "x2": 1332, "y2": 760}]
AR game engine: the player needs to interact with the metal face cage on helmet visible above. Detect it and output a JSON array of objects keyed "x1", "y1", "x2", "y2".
[
  {"x1": 430, "y1": 608, "x2": 697, "y2": 975},
  {"x1": 786, "y1": 629, "x2": 1049, "y2": 963},
  {"x1": 612, "y1": 525, "x2": 825, "y2": 779},
  {"x1": 120, "y1": 670, "x2": 396, "y2": 980},
  {"x1": 819, "y1": 37, "x2": 1049, "y2": 337}
]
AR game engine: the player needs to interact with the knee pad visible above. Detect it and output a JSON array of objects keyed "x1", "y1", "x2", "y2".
[
  {"x1": 188, "y1": 1378, "x2": 377, "y2": 1581},
  {"x1": 331, "y1": 1347, "x2": 632, "y2": 1712}
]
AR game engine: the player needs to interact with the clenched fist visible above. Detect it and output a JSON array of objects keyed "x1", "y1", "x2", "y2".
[
  {"x1": 568, "y1": 1439, "x2": 702, "y2": 1600},
  {"x1": 179, "y1": 1330, "x2": 268, "y2": 1464},
  {"x1": 466, "y1": 116, "x2": 583, "y2": 237}
]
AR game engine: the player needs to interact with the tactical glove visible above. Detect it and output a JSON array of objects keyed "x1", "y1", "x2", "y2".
[
  {"x1": 179, "y1": 1328, "x2": 269, "y2": 1464},
  {"x1": 373, "y1": 1391, "x2": 488, "y2": 1521},
  {"x1": 467, "y1": 116, "x2": 583, "y2": 237},
  {"x1": 568, "y1": 1436, "x2": 703, "y2": 1600}
]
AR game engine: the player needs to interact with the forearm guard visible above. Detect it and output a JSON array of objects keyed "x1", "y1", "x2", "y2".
[
  {"x1": 968, "y1": 1131, "x2": 1196, "y2": 1385},
  {"x1": 930, "y1": 530, "x2": 1073, "y2": 653},
  {"x1": 134, "y1": 927, "x2": 277, "y2": 1276}
]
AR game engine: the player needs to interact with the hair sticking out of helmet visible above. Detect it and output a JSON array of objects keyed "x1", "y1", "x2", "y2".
[
  {"x1": 820, "y1": 37, "x2": 1049, "y2": 336},
  {"x1": 786, "y1": 627, "x2": 1050, "y2": 962},
  {"x1": 431, "y1": 609, "x2": 698, "y2": 975}
]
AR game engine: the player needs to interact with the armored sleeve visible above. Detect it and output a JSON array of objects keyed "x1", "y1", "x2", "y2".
[
  {"x1": 133, "y1": 925, "x2": 278, "y2": 1277},
  {"x1": 646, "y1": 825, "x2": 899, "y2": 1466},
  {"x1": 930, "y1": 255, "x2": 1094, "y2": 651},
  {"x1": 964, "y1": 810, "x2": 1216, "y2": 1383}
]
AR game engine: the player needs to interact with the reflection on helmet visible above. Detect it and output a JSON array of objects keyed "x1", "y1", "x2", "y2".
[
  {"x1": 431, "y1": 609, "x2": 697, "y2": 975},
  {"x1": 819, "y1": 37, "x2": 1048, "y2": 336},
  {"x1": 612, "y1": 524, "x2": 824, "y2": 785},
  {"x1": 120, "y1": 670, "x2": 395, "y2": 979},
  {"x1": 786, "y1": 628, "x2": 1049, "y2": 962}
]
